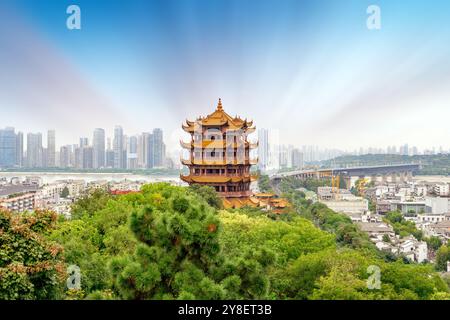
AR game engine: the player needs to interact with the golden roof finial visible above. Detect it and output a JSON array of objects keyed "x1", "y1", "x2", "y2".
[{"x1": 217, "y1": 98, "x2": 223, "y2": 111}]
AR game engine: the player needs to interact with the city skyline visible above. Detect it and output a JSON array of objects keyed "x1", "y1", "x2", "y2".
[
  {"x1": 0, "y1": 126, "x2": 167, "y2": 170},
  {"x1": 1, "y1": 124, "x2": 449, "y2": 172},
  {"x1": 1, "y1": 1, "x2": 450, "y2": 152}
]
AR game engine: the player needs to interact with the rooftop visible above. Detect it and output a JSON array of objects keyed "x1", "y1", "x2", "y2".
[{"x1": 0, "y1": 185, "x2": 39, "y2": 197}]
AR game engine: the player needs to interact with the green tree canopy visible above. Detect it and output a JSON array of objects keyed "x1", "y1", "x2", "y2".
[{"x1": 0, "y1": 209, "x2": 65, "y2": 300}]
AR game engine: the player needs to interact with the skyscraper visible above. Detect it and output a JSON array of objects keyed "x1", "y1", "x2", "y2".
[
  {"x1": 152, "y1": 128, "x2": 165, "y2": 168},
  {"x1": 15, "y1": 131, "x2": 23, "y2": 167},
  {"x1": 291, "y1": 148, "x2": 304, "y2": 169},
  {"x1": 82, "y1": 147, "x2": 94, "y2": 169},
  {"x1": 47, "y1": 130, "x2": 56, "y2": 167},
  {"x1": 146, "y1": 133, "x2": 154, "y2": 168},
  {"x1": 93, "y1": 128, "x2": 106, "y2": 169},
  {"x1": 127, "y1": 136, "x2": 138, "y2": 169},
  {"x1": 74, "y1": 146, "x2": 83, "y2": 169},
  {"x1": 137, "y1": 133, "x2": 147, "y2": 168},
  {"x1": 27, "y1": 133, "x2": 43, "y2": 168},
  {"x1": 257, "y1": 128, "x2": 269, "y2": 172},
  {"x1": 79, "y1": 137, "x2": 89, "y2": 148},
  {"x1": 113, "y1": 126, "x2": 124, "y2": 169},
  {"x1": 59, "y1": 145, "x2": 72, "y2": 168},
  {"x1": 0, "y1": 127, "x2": 17, "y2": 168},
  {"x1": 258, "y1": 128, "x2": 279, "y2": 172},
  {"x1": 105, "y1": 137, "x2": 114, "y2": 168}
]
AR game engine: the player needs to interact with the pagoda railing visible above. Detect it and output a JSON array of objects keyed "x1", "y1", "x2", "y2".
[{"x1": 218, "y1": 190, "x2": 253, "y2": 198}]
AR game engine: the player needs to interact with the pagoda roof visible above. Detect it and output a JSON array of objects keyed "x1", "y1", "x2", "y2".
[
  {"x1": 223, "y1": 197, "x2": 260, "y2": 209},
  {"x1": 183, "y1": 99, "x2": 255, "y2": 132}
]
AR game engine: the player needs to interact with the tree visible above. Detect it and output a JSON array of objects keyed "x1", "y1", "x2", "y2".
[
  {"x1": 50, "y1": 198, "x2": 137, "y2": 297},
  {"x1": 436, "y1": 245, "x2": 450, "y2": 271},
  {"x1": 61, "y1": 186, "x2": 70, "y2": 198},
  {"x1": 258, "y1": 174, "x2": 272, "y2": 193},
  {"x1": 71, "y1": 189, "x2": 112, "y2": 220},
  {"x1": 0, "y1": 209, "x2": 65, "y2": 299},
  {"x1": 426, "y1": 236, "x2": 443, "y2": 252},
  {"x1": 188, "y1": 184, "x2": 223, "y2": 209},
  {"x1": 110, "y1": 184, "x2": 224, "y2": 299}
]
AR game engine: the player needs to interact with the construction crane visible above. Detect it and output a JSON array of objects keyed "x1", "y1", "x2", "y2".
[{"x1": 355, "y1": 177, "x2": 370, "y2": 195}]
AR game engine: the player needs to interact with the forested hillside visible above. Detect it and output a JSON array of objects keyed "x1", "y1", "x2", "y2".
[{"x1": 1, "y1": 183, "x2": 449, "y2": 300}]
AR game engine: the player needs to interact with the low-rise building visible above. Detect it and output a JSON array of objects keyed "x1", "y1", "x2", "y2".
[
  {"x1": 0, "y1": 192, "x2": 36, "y2": 212},
  {"x1": 321, "y1": 196, "x2": 369, "y2": 215},
  {"x1": 426, "y1": 220, "x2": 450, "y2": 241},
  {"x1": 357, "y1": 222, "x2": 395, "y2": 241},
  {"x1": 392, "y1": 236, "x2": 428, "y2": 263},
  {"x1": 389, "y1": 200, "x2": 426, "y2": 214},
  {"x1": 434, "y1": 183, "x2": 449, "y2": 197},
  {"x1": 376, "y1": 200, "x2": 391, "y2": 215}
]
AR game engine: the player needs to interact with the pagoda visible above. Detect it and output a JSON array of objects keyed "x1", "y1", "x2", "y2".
[{"x1": 180, "y1": 99, "x2": 259, "y2": 208}]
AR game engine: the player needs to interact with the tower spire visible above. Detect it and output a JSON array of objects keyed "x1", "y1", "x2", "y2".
[{"x1": 217, "y1": 98, "x2": 223, "y2": 111}]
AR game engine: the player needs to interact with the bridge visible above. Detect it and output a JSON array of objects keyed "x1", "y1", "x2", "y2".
[{"x1": 270, "y1": 163, "x2": 421, "y2": 187}]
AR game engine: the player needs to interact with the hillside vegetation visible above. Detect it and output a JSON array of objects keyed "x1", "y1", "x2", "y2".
[{"x1": 1, "y1": 183, "x2": 449, "y2": 300}]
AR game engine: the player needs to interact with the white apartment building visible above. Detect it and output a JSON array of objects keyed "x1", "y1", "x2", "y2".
[
  {"x1": 425, "y1": 196, "x2": 449, "y2": 214},
  {"x1": 0, "y1": 192, "x2": 36, "y2": 212},
  {"x1": 434, "y1": 183, "x2": 449, "y2": 196},
  {"x1": 63, "y1": 180, "x2": 86, "y2": 197},
  {"x1": 321, "y1": 196, "x2": 369, "y2": 215}
]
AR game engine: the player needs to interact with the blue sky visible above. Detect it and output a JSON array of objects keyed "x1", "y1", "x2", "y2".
[{"x1": 1, "y1": 0, "x2": 450, "y2": 152}]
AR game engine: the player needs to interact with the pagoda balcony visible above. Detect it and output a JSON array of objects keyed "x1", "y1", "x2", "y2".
[
  {"x1": 180, "y1": 175, "x2": 256, "y2": 184},
  {"x1": 181, "y1": 158, "x2": 257, "y2": 166},
  {"x1": 180, "y1": 140, "x2": 256, "y2": 150}
]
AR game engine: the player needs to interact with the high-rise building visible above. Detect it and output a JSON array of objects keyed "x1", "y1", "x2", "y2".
[
  {"x1": 0, "y1": 127, "x2": 17, "y2": 168},
  {"x1": 257, "y1": 128, "x2": 279, "y2": 172},
  {"x1": 60, "y1": 145, "x2": 72, "y2": 168},
  {"x1": 47, "y1": 130, "x2": 56, "y2": 167},
  {"x1": 74, "y1": 146, "x2": 83, "y2": 169},
  {"x1": 147, "y1": 134, "x2": 155, "y2": 168},
  {"x1": 82, "y1": 147, "x2": 94, "y2": 169},
  {"x1": 257, "y1": 128, "x2": 269, "y2": 172},
  {"x1": 113, "y1": 126, "x2": 124, "y2": 169},
  {"x1": 400, "y1": 144, "x2": 409, "y2": 156},
  {"x1": 79, "y1": 137, "x2": 89, "y2": 148},
  {"x1": 42, "y1": 148, "x2": 48, "y2": 168},
  {"x1": 152, "y1": 128, "x2": 165, "y2": 168},
  {"x1": 105, "y1": 137, "x2": 114, "y2": 168},
  {"x1": 127, "y1": 136, "x2": 138, "y2": 169},
  {"x1": 279, "y1": 145, "x2": 290, "y2": 168},
  {"x1": 106, "y1": 150, "x2": 115, "y2": 168},
  {"x1": 15, "y1": 131, "x2": 23, "y2": 167},
  {"x1": 93, "y1": 128, "x2": 106, "y2": 169},
  {"x1": 26, "y1": 133, "x2": 43, "y2": 168},
  {"x1": 291, "y1": 148, "x2": 304, "y2": 169},
  {"x1": 138, "y1": 133, "x2": 148, "y2": 168}
]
